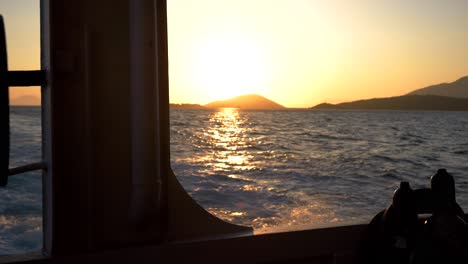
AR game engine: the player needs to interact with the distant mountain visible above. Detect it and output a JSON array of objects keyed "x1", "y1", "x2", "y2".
[
  {"x1": 408, "y1": 76, "x2": 468, "y2": 98},
  {"x1": 311, "y1": 95, "x2": 468, "y2": 111},
  {"x1": 11, "y1": 95, "x2": 41, "y2": 106},
  {"x1": 205, "y1": 94, "x2": 285, "y2": 110},
  {"x1": 170, "y1": 103, "x2": 205, "y2": 109}
]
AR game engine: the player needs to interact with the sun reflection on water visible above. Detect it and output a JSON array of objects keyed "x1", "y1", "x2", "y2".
[
  {"x1": 195, "y1": 108, "x2": 338, "y2": 231},
  {"x1": 171, "y1": 108, "x2": 349, "y2": 231},
  {"x1": 204, "y1": 108, "x2": 256, "y2": 172}
]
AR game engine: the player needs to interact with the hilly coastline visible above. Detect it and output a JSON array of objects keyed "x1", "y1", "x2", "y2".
[
  {"x1": 170, "y1": 75, "x2": 468, "y2": 111},
  {"x1": 408, "y1": 76, "x2": 468, "y2": 98},
  {"x1": 312, "y1": 75, "x2": 468, "y2": 111},
  {"x1": 312, "y1": 95, "x2": 468, "y2": 111}
]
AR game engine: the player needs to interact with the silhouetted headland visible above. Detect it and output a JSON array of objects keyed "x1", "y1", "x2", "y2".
[
  {"x1": 312, "y1": 75, "x2": 468, "y2": 111},
  {"x1": 11, "y1": 95, "x2": 41, "y2": 106},
  {"x1": 408, "y1": 76, "x2": 468, "y2": 98},
  {"x1": 205, "y1": 94, "x2": 285, "y2": 110},
  {"x1": 170, "y1": 103, "x2": 206, "y2": 109},
  {"x1": 311, "y1": 95, "x2": 468, "y2": 111}
]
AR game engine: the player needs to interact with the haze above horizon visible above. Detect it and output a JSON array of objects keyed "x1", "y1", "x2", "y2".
[{"x1": 2, "y1": 0, "x2": 467, "y2": 107}]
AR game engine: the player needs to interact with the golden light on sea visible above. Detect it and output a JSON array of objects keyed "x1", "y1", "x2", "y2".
[{"x1": 204, "y1": 108, "x2": 255, "y2": 172}]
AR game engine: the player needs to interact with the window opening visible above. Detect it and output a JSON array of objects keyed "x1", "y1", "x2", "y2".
[
  {"x1": 0, "y1": 0, "x2": 43, "y2": 255},
  {"x1": 168, "y1": 0, "x2": 468, "y2": 234}
]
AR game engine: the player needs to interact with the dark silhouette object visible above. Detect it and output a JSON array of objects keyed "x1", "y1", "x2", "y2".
[
  {"x1": 360, "y1": 169, "x2": 468, "y2": 264},
  {"x1": 0, "y1": 15, "x2": 10, "y2": 187},
  {"x1": 361, "y1": 182, "x2": 419, "y2": 264},
  {"x1": 431, "y1": 169, "x2": 457, "y2": 210},
  {"x1": 411, "y1": 169, "x2": 468, "y2": 264}
]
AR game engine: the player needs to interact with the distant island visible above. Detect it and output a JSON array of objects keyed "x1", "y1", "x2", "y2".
[
  {"x1": 169, "y1": 75, "x2": 468, "y2": 111},
  {"x1": 311, "y1": 75, "x2": 468, "y2": 111},
  {"x1": 205, "y1": 94, "x2": 285, "y2": 110},
  {"x1": 171, "y1": 94, "x2": 285, "y2": 110},
  {"x1": 11, "y1": 95, "x2": 41, "y2": 106},
  {"x1": 170, "y1": 103, "x2": 205, "y2": 109}
]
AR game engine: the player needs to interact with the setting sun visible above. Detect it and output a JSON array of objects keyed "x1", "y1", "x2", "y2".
[
  {"x1": 168, "y1": 0, "x2": 467, "y2": 107},
  {"x1": 1, "y1": 0, "x2": 468, "y2": 255},
  {"x1": 192, "y1": 34, "x2": 269, "y2": 100},
  {"x1": 4, "y1": 0, "x2": 467, "y2": 107}
]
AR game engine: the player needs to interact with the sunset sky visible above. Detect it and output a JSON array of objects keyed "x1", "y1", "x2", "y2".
[
  {"x1": 2, "y1": 0, "x2": 468, "y2": 107},
  {"x1": 1, "y1": 0, "x2": 40, "y2": 104}
]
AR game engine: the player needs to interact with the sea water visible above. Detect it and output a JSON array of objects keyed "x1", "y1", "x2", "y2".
[
  {"x1": 2, "y1": 106, "x2": 468, "y2": 254},
  {"x1": 170, "y1": 108, "x2": 468, "y2": 231},
  {"x1": 1, "y1": 107, "x2": 42, "y2": 255}
]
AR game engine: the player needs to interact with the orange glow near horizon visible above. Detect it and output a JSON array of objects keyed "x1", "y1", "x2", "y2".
[
  {"x1": 2, "y1": 1, "x2": 468, "y2": 107},
  {"x1": 168, "y1": 0, "x2": 468, "y2": 107},
  {"x1": 2, "y1": 0, "x2": 41, "y2": 105}
]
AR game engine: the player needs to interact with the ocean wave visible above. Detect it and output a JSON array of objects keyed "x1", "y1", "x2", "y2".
[{"x1": 4, "y1": 107, "x2": 468, "y2": 255}]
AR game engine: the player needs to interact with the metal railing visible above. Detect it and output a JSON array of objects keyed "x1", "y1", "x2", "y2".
[{"x1": 1, "y1": 15, "x2": 47, "y2": 187}]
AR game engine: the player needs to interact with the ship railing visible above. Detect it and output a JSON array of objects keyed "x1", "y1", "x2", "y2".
[{"x1": 1, "y1": 15, "x2": 47, "y2": 186}]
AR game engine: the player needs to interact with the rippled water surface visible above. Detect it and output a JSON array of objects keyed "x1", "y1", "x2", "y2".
[
  {"x1": 1, "y1": 107, "x2": 42, "y2": 255},
  {"x1": 171, "y1": 108, "x2": 468, "y2": 231},
  {"x1": 2, "y1": 107, "x2": 468, "y2": 254}
]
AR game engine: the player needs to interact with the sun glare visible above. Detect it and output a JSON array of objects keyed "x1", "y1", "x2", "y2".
[{"x1": 192, "y1": 35, "x2": 269, "y2": 100}]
